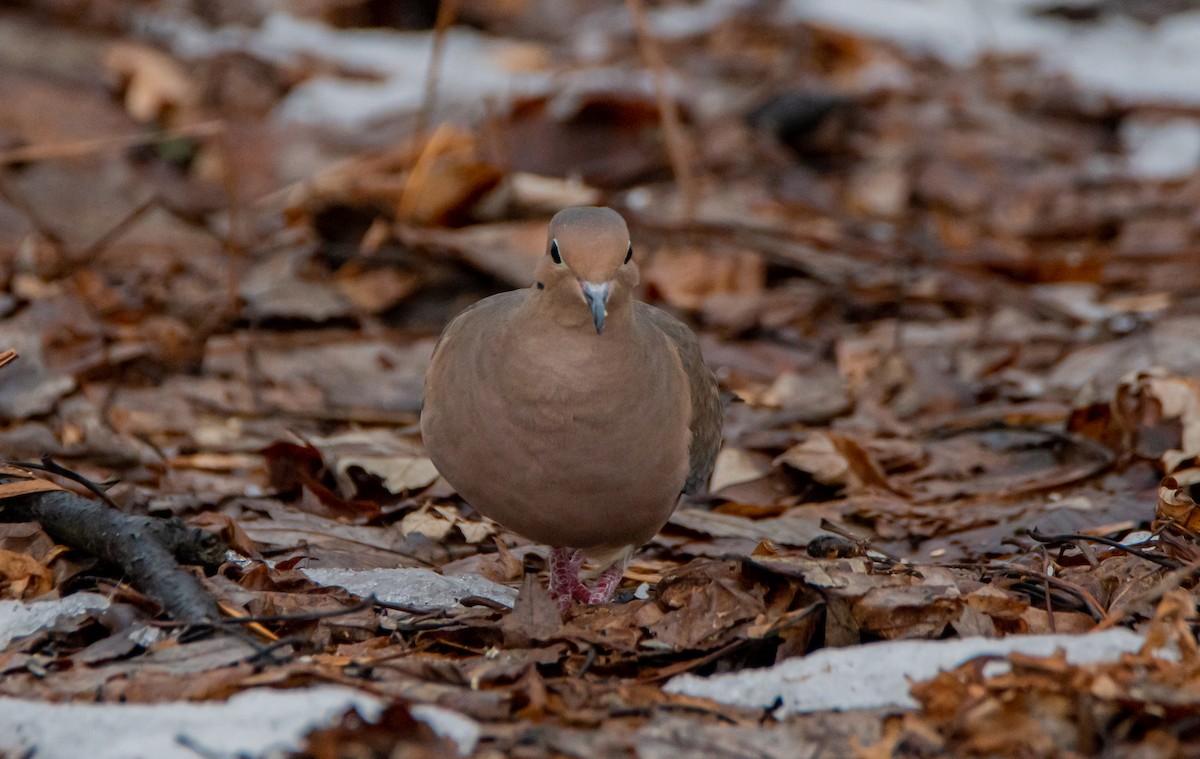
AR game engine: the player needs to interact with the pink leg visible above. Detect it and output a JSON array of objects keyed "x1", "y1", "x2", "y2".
[
  {"x1": 548, "y1": 547, "x2": 586, "y2": 612},
  {"x1": 580, "y1": 561, "x2": 628, "y2": 605}
]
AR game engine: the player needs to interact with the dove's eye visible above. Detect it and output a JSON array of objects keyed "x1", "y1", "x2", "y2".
[
  {"x1": 624, "y1": 244, "x2": 633, "y2": 265},
  {"x1": 550, "y1": 240, "x2": 563, "y2": 265}
]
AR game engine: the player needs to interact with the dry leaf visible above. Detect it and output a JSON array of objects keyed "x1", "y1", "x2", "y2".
[
  {"x1": 642, "y1": 247, "x2": 766, "y2": 311},
  {"x1": 103, "y1": 42, "x2": 199, "y2": 123},
  {"x1": 508, "y1": 172, "x2": 601, "y2": 212},
  {"x1": 0, "y1": 549, "x2": 54, "y2": 599},
  {"x1": 397, "y1": 124, "x2": 504, "y2": 226},
  {"x1": 334, "y1": 265, "x2": 422, "y2": 314},
  {"x1": 1143, "y1": 375, "x2": 1200, "y2": 471},
  {"x1": 775, "y1": 432, "x2": 894, "y2": 492},
  {"x1": 708, "y1": 447, "x2": 768, "y2": 493},
  {"x1": 399, "y1": 506, "x2": 456, "y2": 542},
  {"x1": 454, "y1": 517, "x2": 496, "y2": 545},
  {"x1": 337, "y1": 455, "x2": 440, "y2": 496},
  {"x1": 759, "y1": 368, "x2": 852, "y2": 421},
  {"x1": 501, "y1": 571, "x2": 561, "y2": 646},
  {"x1": 1156, "y1": 470, "x2": 1200, "y2": 531}
]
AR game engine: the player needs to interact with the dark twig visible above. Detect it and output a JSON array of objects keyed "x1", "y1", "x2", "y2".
[
  {"x1": 1039, "y1": 548, "x2": 1056, "y2": 633},
  {"x1": 244, "y1": 636, "x2": 303, "y2": 666},
  {"x1": 638, "y1": 638, "x2": 749, "y2": 684},
  {"x1": 1028, "y1": 529, "x2": 1182, "y2": 570},
  {"x1": 459, "y1": 594, "x2": 512, "y2": 611},
  {"x1": 999, "y1": 565, "x2": 1106, "y2": 621},
  {"x1": 8, "y1": 461, "x2": 227, "y2": 566},
  {"x1": 0, "y1": 474, "x2": 227, "y2": 622},
  {"x1": 10, "y1": 456, "x2": 120, "y2": 509},
  {"x1": 608, "y1": 702, "x2": 745, "y2": 726},
  {"x1": 373, "y1": 598, "x2": 438, "y2": 615}
]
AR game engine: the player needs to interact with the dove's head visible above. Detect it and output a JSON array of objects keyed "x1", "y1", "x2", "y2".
[{"x1": 533, "y1": 206, "x2": 639, "y2": 335}]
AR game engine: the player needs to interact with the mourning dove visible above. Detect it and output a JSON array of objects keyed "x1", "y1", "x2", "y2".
[{"x1": 421, "y1": 207, "x2": 721, "y2": 609}]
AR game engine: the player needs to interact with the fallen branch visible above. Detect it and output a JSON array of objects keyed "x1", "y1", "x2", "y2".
[{"x1": 0, "y1": 470, "x2": 227, "y2": 623}]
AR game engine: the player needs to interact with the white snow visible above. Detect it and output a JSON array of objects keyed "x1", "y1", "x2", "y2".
[
  {"x1": 0, "y1": 592, "x2": 110, "y2": 649},
  {"x1": 775, "y1": 0, "x2": 1200, "y2": 177},
  {"x1": 782, "y1": 0, "x2": 1200, "y2": 106},
  {"x1": 138, "y1": 0, "x2": 1200, "y2": 160},
  {"x1": 410, "y1": 704, "x2": 482, "y2": 755},
  {"x1": 0, "y1": 586, "x2": 491, "y2": 757},
  {"x1": 649, "y1": 0, "x2": 758, "y2": 38},
  {"x1": 150, "y1": 12, "x2": 553, "y2": 128},
  {"x1": 0, "y1": 687, "x2": 382, "y2": 759},
  {"x1": 0, "y1": 686, "x2": 482, "y2": 758},
  {"x1": 665, "y1": 628, "x2": 1151, "y2": 714},
  {"x1": 1121, "y1": 117, "x2": 1200, "y2": 179},
  {"x1": 302, "y1": 567, "x2": 517, "y2": 610}
]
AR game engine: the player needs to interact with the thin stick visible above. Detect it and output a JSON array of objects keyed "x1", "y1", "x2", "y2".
[
  {"x1": 1001, "y1": 565, "x2": 1106, "y2": 621},
  {"x1": 0, "y1": 121, "x2": 225, "y2": 166},
  {"x1": 1039, "y1": 548, "x2": 1056, "y2": 634},
  {"x1": 1028, "y1": 529, "x2": 1182, "y2": 569},
  {"x1": 19, "y1": 455, "x2": 120, "y2": 509},
  {"x1": 625, "y1": 0, "x2": 697, "y2": 218},
  {"x1": 64, "y1": 193, "x2": 158, "y2": 275},
  {"x1": 415, "y1": 0, "x2": 462, "y2": 142},
  {"x1": 459, "y1": 594, "x2": 512, "y2": 610},
  {"x1": 216, "y1": 127, "x2": 246, "y2": 319},
  {"x1": 152, "y1": 595, "x2": 379, "y2": 627},
  {"x1": 0, "y1": 170, "x2": 65, "y2": 245}
]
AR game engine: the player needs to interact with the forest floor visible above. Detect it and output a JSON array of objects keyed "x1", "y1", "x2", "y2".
[{"x1": 3, "y1": 1, "x2": 1200, "y2": 756}]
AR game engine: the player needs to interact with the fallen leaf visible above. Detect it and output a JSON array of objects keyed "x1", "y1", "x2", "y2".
[
  {"x1": 336, "y1": 454, "x2": 440, "y2": 496},
  {"x1": 501, "y1": 572, "x2": 560, "y2": 646},
  {"x1": 775, "y1": 432, "x2": 895, "y2": 493},
  {"x1": 708, "y1": 447, "x2": 768, "y2": 493},
  {"x1": 103, "y1": 42, "x2": 200, "y2": 123},
  {"x1": 399, "y1": 506, "x2": 456, "y2": 542},
  {"x1": 0, "y1": 549, "x2": 54, "y2": 600},
  {"x1": 397, "y1": 124, "x2": 504, "y2": 226},
  {"x1": 642, "y1": 247, "x2": 766, "y2": 311}
]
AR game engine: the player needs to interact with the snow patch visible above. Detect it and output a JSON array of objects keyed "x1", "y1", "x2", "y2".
[
  {"x1": 1121, "y1": 118, "x2": 1200, "y2": 179},
  {"x1": 665, "y1": 628, "x2": 1150, "y2": 714},
  {"x1": 0, "y1": 592, "x2": 110, "y2": 649},
  {"x1": 152, "y1": 13, "x2": 552, "y2": 128},
  {"x1": 783, "y1": 0, "x2": 1200, "y2": 106},
  {"x1": 411, "y1": 704, "x2": 482, "y2": 755},
  {"x1": 302, "y1": 567, "x2": 517, "y2": 610},
  {"x1": 0, "y1": 687, "x2": 381, "y2": 759}
]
